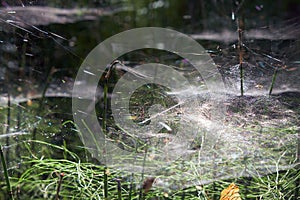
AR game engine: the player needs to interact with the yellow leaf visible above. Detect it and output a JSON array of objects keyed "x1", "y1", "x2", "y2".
[
  {"x1": 220, "y1": 183, "x2": 242, "y2": 200},
  {"x1": 195, "y1": 185, "x2": 202, "y2": 190},
  {"x1": 128, "y1": 115, "x2": 138, "y2": 120},
  {"x1": 163, "y1": 192, "x2": 169, "y2": 197},
  {"x1": 105, "y1": 168, "x2": 110, "y2": 175},
  {"x1": 27, "y1": 99, "x2": 33, "y2": 106}
]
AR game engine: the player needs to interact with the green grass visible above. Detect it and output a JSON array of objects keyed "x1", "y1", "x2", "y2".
[{"x1": 0, "y1": 139, "x2": 298, "y2": 199}]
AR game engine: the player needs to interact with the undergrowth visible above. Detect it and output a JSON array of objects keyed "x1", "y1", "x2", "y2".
[{"x1": 0, "y1": 140, "x2": 298, "y2": 199}]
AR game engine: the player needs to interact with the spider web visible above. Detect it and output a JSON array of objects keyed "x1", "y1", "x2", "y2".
[{"x1": 0, "y1": 3, "x2": 299, "y2": 191}]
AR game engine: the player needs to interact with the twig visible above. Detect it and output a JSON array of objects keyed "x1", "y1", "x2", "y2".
[
  {"x1": 237, "y1": 17, "x2": 244, "y2": 97},
  {"x1": 55, "y1": 172, "x2": 64, "y2": 200},
  {"x1": 234, "y1": 0, "x2": 245, "y2": 97}
]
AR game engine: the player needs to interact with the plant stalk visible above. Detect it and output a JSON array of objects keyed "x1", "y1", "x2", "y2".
[
  {"x1": 128, "y1": 173, "x2": 134, "y2": 200},
  {"x1": 116, "y1": 179, "x2": 122, "y2": 200},
  {"x1": 104, "y1": 167, "x2": 108, "y2": 199},
  {"x1": 269, "y1": 66, "x2": 278, "y2": 96},
  {"x1": 32, "y1": 65, "x2": 55, "y2": 151},
  {"x1": 55, "y1": 172, "x2": 64, "y2": 200},
  {"x1": 0, "y1": 145, "x2": 14, "y2": 200},
  {"x1": 103, "y1": 70, "x2": 108, "y2": 200},
  {"x1": 238, "y1": 17, "x2": 244, "y2": 97}
]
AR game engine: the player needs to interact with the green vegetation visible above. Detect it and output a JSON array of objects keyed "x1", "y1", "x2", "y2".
[
  {"x1": 0, "y1": 0, "x2": 299, "y2": 199},
  {"x1": 0, "y1": 140, "x2": 298, "y2": 199},
  {"x1": 0, "y1": 92, "x2": 298, "y2": 199}
]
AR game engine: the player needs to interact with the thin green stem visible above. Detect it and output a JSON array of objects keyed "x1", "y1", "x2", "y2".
[
  {"x1": 138, "y1": 146, "x2": 148, "y2": 200},
  {"x1": 295, "y1": 132, "x2": 300, "y2": 200},
  {"x1": 104, "y1": 167, "x2": 108, "y2": 199},
  {"x1": 32, "y1": 65, "x2": 55, "y2": 151},
  {"x1": 5, "y1": 91, "x2": 10, "y2": 166},
  {"x1": 103, "y1": 64, "x2": 110, "y2": 200},
  {"x1": 128, "y1": 173, "x2": 134, "y2": 200},
  {"x1": 181, "y1": 191, "x2": 185, "y2": 200},
  {"x1": 0, "y1": 145, "x2": 14, "y2": 200},
  {"x1": 116, "y1": 179, "x2": 122, "y2": 200},
  {"x1": 269, "y1": 66, "x2": 278, "y2": 96}
]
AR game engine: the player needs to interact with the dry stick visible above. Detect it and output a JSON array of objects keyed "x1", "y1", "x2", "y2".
[
  {"x1": 55, "y1": 172, "x2": 64, "y2": 200},
  {"x1": 237, "y1": 17, "x2": 244, "y2": 97}
]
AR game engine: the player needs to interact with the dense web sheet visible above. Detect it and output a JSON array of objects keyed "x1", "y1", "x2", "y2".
[{"x1": 100, "y1": 66, "x2": 299, "y2": 189}]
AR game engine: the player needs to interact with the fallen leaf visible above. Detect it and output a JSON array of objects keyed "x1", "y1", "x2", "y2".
[
  {"x1": 220, "y1": 183, "x2": 242, "y2": 200},
  {"x1": 142, "y1": 177, "x2": 155, "y2": 193}
]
